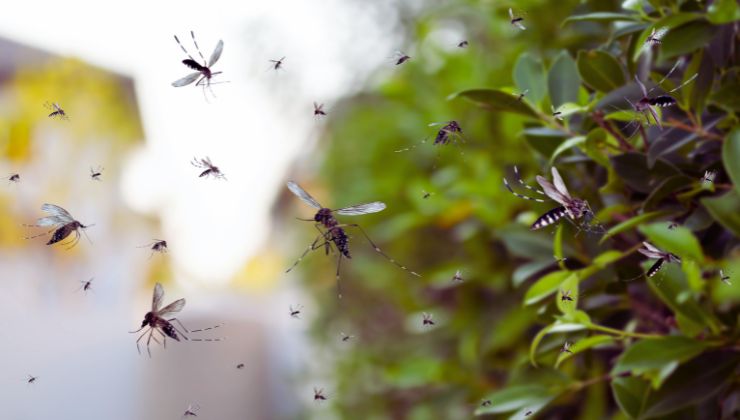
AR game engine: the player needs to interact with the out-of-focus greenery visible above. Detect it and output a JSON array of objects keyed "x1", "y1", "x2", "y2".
[{"x1": 293, "y1": 0, "x2": 740, "y2": 419}]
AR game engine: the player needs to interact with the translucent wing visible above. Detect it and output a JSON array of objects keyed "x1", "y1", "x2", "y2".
[
  {"x1": 652, "y1": 27, "x2": 669, "y2": 41},
  {"x1": 514, "y1": 21, "x2": 526, "y2": 30},
  {"x1": 509, "y1": 7, "x2": 514, "y2": 19},
  {"x1": 209, "y1": 40, "x2": 224, "y2": 67},
  {"x1": 639, "y1": 242, "x2": 664, "y2": 259},
  {"x1": 152, "y1": 283, "x2": 164, "y2": 311},
  {"x1": 158, "y1": 298, "x2": 186, "y2": 317},
  {"x1": 550, "y1": 167, "x2": 572, "y2": 200},
  {"x1": 287, "y1": 181, "x2": 322, "y2": 209},
  {"x1": 35, "y1": 216, "x2": 68, "y2": 227},
  {"x1": 172, "y1": 72, "x2": 201, "y2": 87},
  {"x1": 642, "y1": 241, "x2": 662, "y2": 253},
  {"x1": 41, "y1": 203, "x2": 75, "y2": 223},
  {"x1": 335, "y1": 202, "x2": 386, "y2": 215},
  {"x1": 535, "y1": 176, "x2": 569, "y2": 205}
]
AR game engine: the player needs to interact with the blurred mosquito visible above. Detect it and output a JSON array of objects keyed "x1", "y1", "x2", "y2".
[
  {"x1": 560, "y1": 289, "x2": 575, "y2": 302},
  {"x1": 560, "y1": 341, "x2": 573, "y2": 354},
  {"x1": 504, "y1": 166, "x2": 602, "y2": 233},
  {"x1": 27, "y1": 375, "x2": 38, "y2": 384},
  {"x1": 191, "y1": 156, "x2": 226, "y2": 180},
  {"x1": 422, "y1": 312, "x2": 435, "y2": 326},
  {"x1": 76, "y1": 277, "x2": 94, "y2": 294},
  {"x1": 289, "y1": 304, "x2": 303, "y2": 319},
  {"x1": 626, "y1": 61, "x2": 698, "y2": 130},
  {"x1": 340, "y1": 332, "x2": 354, "y2": 342},
  {"x1": 701, "y1": 170, "x2": 717, "y2": 184},
  {"x1": 394, "y1": 51, "x2": 411, "y2": 65},
  {"x1": 515, "y1": 89, "x2": 529, "y2": 101},
  {"x1": 182, "y1": 403, "x2": 199, "y2": 418},
  {"x1": 24, "y1": 203, "x2": 93, "y2": 249},
  {"x1": 422, "y1": 190, "x2": 433, "y2": 199},
  {"x1": 285, "y1": 181, "x2": 420, "y2": 297},
  {"x1": 452, "y1": 269, "x2": 464, "y2": 283},
  {"x1": 313, "y1": 102, "x2": 327, "y2": 117},
  {"x1": 639, "y1": 27, "x2": 669, "y2": 55},
  {"x1": 457, "y1": 40, "x2": 469, "y2": 48},
  {"x1": 269, "y1": 56, "x2": 285, "y2": 71},
  {"x1": 7, "y1": 173, "x2": 20, "y2": 184},
  {"x1": 129, "y1": 283, "x2": 222, "y2": 357},
  {"x1": 481, "y1": 400, "x2": 491, "y2": 407},
  {"x1": 138, "y1": 239, "x2": 168, "y2": 258},
  {"x1": 509, "y1": 8, "x2": 526, "y2": 30},
  {"x1": 668, "y1": 222, "x2": 679, "y2": 230},
  {"x1": 525, "y1": 410, "x2": 533, "y2": 416},
  {"x1": 313, "y1": 388, "x2": 328, "y2": 402},
  {"x1": 431, "y1": 120, "x2": 464, "y2": 146},
  {"x1": 551, "y1": 105, "x2": 563, "y2": 120},
  {"x1": 172, "y1": 31, "x2": 226, "y2": 100},
  {"x1": 638, "y1": 242, "x2": 681, "y2": 278},
  {"x1": 236, "y1": 363, "x2": 245, "y2": 369},
  {"x1": 719, "y1": 269, "x2": 732, "y2": 285},
  {"x1": 44, "y1": 101, "x2": 68, "y2": 120},
  {"x1": 90, "y1": 166, "x2": 103, "y2": 181}
]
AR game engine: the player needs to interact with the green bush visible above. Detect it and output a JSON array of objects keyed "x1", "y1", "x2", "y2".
[{"x1": 297, "y1": 1, "x2": 740, "y2": 418}]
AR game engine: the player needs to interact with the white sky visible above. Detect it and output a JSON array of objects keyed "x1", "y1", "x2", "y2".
[{"x1": 0, "y1": 0, "x2": 403, "y2": 286}]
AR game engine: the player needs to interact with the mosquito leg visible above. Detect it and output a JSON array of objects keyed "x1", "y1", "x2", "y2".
[
  {"x1": 169, "y1": 318, "x2": 190, "y2": 334},
  {"x1": 513, "y1": 166, "x2": 546, "y2": 195},
  {"x1": 23, "y1": 227, "x2": 55, "y2": 240},
  {"x1": 135, "y1": 329, "x2": 149, "y2": 355},
  {"x1": 286, "y1": 234, "x2": 331, "y2": 273},
  {"x1": 339, "y1": 223, "x2": 421, "y2": 277},
  {"x1": 190, "y1": 31, "x2": 206, "y2": 64},
  {"x1": 336, "y1": 253, "x2": 344, "y2": 298},
  {"x1": 503, "y1": 177, "x2": 546, "y2": 203},
  {"x1": 174, "y1": 35, "x2": 196, "y2": 61}
]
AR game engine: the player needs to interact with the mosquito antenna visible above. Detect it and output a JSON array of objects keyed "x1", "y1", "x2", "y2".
[
  {"x1": 190, "y1": 31, "x2": 207, "y2": 64},
  {"x1": 648, "y1": 59, "x2": 684, "y2": 94},
  {"x1": 668, "y1": 73, "x2": 698, "y2": 93}
]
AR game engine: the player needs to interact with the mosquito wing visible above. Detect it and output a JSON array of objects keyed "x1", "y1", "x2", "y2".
[
  {"x1": 287, "y1": 181, "x2": 322, "y2": 209},
  {"x1": 209, "y1": 40, "x2": 224, "y2": 67},
  {"x1": 508, "y1": 7, "x2": 515, "y2": 20},
  {"x1": 638, "y1": 248, "x2": 664, "y2": 259},
  {"x1": 34, "y1": 215, "x2": 68, "y2": 227},
  {"x1": 535, "y1": 176, "x2": 569, "y2": 205},
  {"x1": 335, "y1": 202, "x2": 386, "y2": 215},
  {"x1": 158, "y1": 298, "x2": 186, "y2": 317},
  {"x1": 152, "y1": 283, "x2": 165, "y2": 311},
  {"x1": 172, "y1": 72, "x2": 201, "y2": 87},
  {"x1": 41, "y1": 204, "x2": 75, "y2": 223},
  {"x1": 641, "y1": 241, "x2": 662, "y2": 254},
  {"x1": 651, "y1": 27, "x2": 669, "y2": 41},
  {"x1": 549, "y1": 167, "x2": 572, "y2": 200},
  {"x1": 513, "y1": 21, "x2": 526, "y2": 30}
]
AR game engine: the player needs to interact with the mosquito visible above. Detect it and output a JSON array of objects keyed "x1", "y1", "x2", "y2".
[
  {"x1": 560, "y1": 289, "x2": 575, "y2": 302},
  {"x1": 269, "y1": 56, "x2": 285, "y2": 72},
  {"x1": 27, "y1": 375, "x2": 38, "y2": 384},
  {"x1": 525, "y1": 410, "x2": 533, "y2": 416},
  {"x1": 77, "y1": 277, "x2": 94, "y2": 294},
  {"x1": 138, "y1": 239, "x2": 168, "y2": 258},
  {"x1": 452, "y1": 269, "x2": 464, "y2": 283},
  {"x1": 394, "y1": 51, "x2": 411, "y2": 65},
  {"x1": 422, "y1": 190, "x2": 433, "y2": 199},
  {"x1": 560, "y1": 341, "x2": 573, "y2": 354},
  {"x1": 719, "y1": 269, "x2": 732, "y2": 285},
  {"x1": 422, "y1": 312, "x2": 435, "y2": 326},
  {"x1": 24, "y1": 203, "x2": 93, "y2": 249},
  {"x1": 7, "y1": 173, "x2": 20, "y2": 184},
  {"x1": 289, "y1": 304, "x2": 303, "y2": 319},
  {"x1": 640, "y1": 27, "x2": 669, "y2": 54},
  {"x1": 90, "y1": 166, "x2": 103, "y2": 181},
  {"x1": 509, "y1": 8, "x2": 526, "y2": 30},
  {"x1": 340, "y1": 332, "x2": 354, "y2": 342},
  {"x1": 430, "y1": 120, "x2": 464, "y2": 146},
  {"x1": 515, "y1": 89, "x2": 529, "y2": 101},
  {"x1": 481, "y1": 400, "x2": 492, "y2": 407},
  {"x1": 172, "y1": 31, "x2": 226, "y2": 100},
  {"x1": 44, "y1": 101, "x2": 69, "y2": 120},
  {"x1": 627, "y1": 61, "x2": 698, "y2": 130},
  {"x1": 551, "y1": 105, "x2": 563, "y2": 120},
  {"x1": 129, "y1": 283, "x2": 222, "y2": 357},
  {"x1": 457, "y1": 40, "x2": 469, "y2": 48},
  {"x1": 191, "y1": 156, "x2": 226, "y2": 180},
  {"x1": 313, "y1": 102, "x2": 327, "y2": 117},
  {"x1": 638, "y1": 242, "x2": 681, "y2": 278},
  {"x1": 701, "y1": 170, "x2": 717, "y2": 184},
  {"x1": 182, "y1": 403, "x2": 199, "y2": 418},
  {"x1": 236, "y1": 363, "x2": 245, "y2": 369},
  {"x1": 503, "y1": 166, "x2": 599, "y2": 232},
  {"x1": 668, "y1": 222, "x2": 679, "y2": 230},
  {"x1": 285, "y1": 181, "x2": 420, "y2": 296},
  {"x1": 313, "y1": 388, "x2": 328, "y2": 402}
]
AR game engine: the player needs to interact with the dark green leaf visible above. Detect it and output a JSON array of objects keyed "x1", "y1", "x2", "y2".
[
  {"x1": 631, "y1": 14, "x2": 703, "y2": 62},
  {"x1": 723, "y1": 128, "x2": 740, "y2": 196},
  {"x1": 548, "y1": 51, "x2": 580, "y2": 107},
  {"x1": 710, "y1": 77, "x2": 740, "y2": 111},
  {"x1": 647, "y1": 115, "x2": 722, "y2": 168},
  {"x1": 451, "y1": 89, "x2": 539, "y2": 118},
  {"x1": 611, "y1": 376, "x2": 650, "y2": 419},
  {"x1": 641, "y1": 176, "x2": 694, "y2": 211},
  {"x1": 639, "y1": 222, "x2": 705, "y2": 262},
  {"x1": 707, "y1": 0, "x2": 740, "y2": 24},
  {"x1": 576, "y1": 50, "x2": 626, "y2": 92},
  {"x1": 702, "y1": 190, "x2": 740, "y2": 238},
  {"x1": 514, "y1": 53, "x2": 546, "y2": 103},
  {"x1": 475, "y1": 385, "x2": 558, "y2": 416},
  {"x1": 611, "y1": 336, "x2": 706, "y2": 388},
  {"x1": 660, "y1": 20, "x2": 718, "y2": 61},
  {"x1": 600, "y1": 210, "x2": 672, "y2": 243},
  {"x1": 611, "y1": 153, "x2": 681, "y2": 194}
]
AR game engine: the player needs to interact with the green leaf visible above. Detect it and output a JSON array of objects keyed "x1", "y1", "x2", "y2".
[
  {"x1": 684, "y1": 49, "x2": 714, "y2": 114},
  {"x1": 475, "y1": 385, "x2": 558, "y2": 416},
  {"x1": 576, "y1": 50, "x2": 625, "y2": 92},
  {"x1": 599, "y1": 210, "x2": 671, "y2": 244},
  {"x1": 660, "y1": 20, "x2": 718, "y2": 61},
  {"x1": 631, "y1": 13, "x2": 703, "y2": 62},
  {"x1": 611, "y1": 376, "x2": 650, "y2": 420},
  {"x1": 514, "y1": 53, "x2": 546, "y2": 103},
  {"x1": 723, "y1": 128, "x2": 740, "y2": 196},
  {"x1": 451, "y1": 89, "x2": 539, "y2": 118},
  {"x1": 707, "y1": 0, "x2": 740, "y2": 24},
  {"x1": 701, "y1": 190, "x2": 740, "y2": 238},
  {"x1": 548, "y1": 51, "x2": 580, "y2": 107},
  {"x1": 611, "y1": 336, "x2": 706, "y2": 389},
  {"x1": 710, "y1": 77, "x2": 740, "y2": 111},
  {"x1": 549, "y1": 136, "x2": 586, "y2": 164},
  {"x1": 563, "y1": 12, "x2": 640, "y2": 24},
  {"x1": 641, "y1": 352, "x2": 740, "y2": 418},
  {"x1": 555, "y1": 335, "x2": 614, "y2": 368},
  {"x1": 641, "y1": 175, "x2": 694, "y2": 211},
  {"x1": 610, "y1": 153, "x2": 681, "y2": 194},
  {"x1": 553, "y1": 223, "x2": 564, "y2": 262},
  {"x1": 530, "y1": 320, "x2": 587, "y2": 366},
  {"x1": 639, "y1": 222, "x2": 704, "y2": 262},
  {"x1": 524, "y1": 271, "x2": 572, "y2": 305},
  {"x1": 521, "y1": 128, "x2": 569, "y2": 158}
]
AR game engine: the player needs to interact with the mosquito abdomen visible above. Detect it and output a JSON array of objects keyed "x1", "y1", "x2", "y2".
[
  {"x1": 183, "y1": 59, "x2": 205, "y2": 71},
  {"x1": 47, "y1": 223, "x2": 75, "y2": 245},
  {"x1": 649, "y1": 95, "x2": 676, "y2": 107},
  {"x1": 531, "y1": 206, "x2": 567, "y2": 230}
]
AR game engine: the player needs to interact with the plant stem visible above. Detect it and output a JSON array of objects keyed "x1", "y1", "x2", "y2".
[
  {"x1": 588, "y1": 323, "x2": 663, "y2": 339},
  {"x1": 592, "y1": 110, "x2": 634, "y2": 151}
]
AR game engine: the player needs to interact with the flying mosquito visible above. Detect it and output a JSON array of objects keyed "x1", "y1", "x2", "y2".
[
  {"x1": 431, "y1": 120, "x2": 464, "y2": 146},
  {"x1": 551, "y1": 105, "x2": 563, "y2": 120},
  {"x1": 422, "y1": 190, "x2": 433, "y2": 199},
  {"x1": 7, "y1": 173, "x2": 20, "y2": 184},
  {"x1": 509, "y1": 8, "x2": 526, "y2": 30},
  {"x1": 313, "y1": 102, "x2": 327, "y2": 117},
  {"x1": 640, "y1": 27, "x2": 669, "y2": 54},
  {"x1": 236, "y1": 363, "x2": 245, "y2": 369},
  {"x1": 504, "y1": 166, "x2": 599, "y2": 232},
  {"x1": 138, "y1": 239, "x2": 168, "y2": 258},
  {"x1": 313, "y1": 388, "x2": 328, "y2": 402},
  {"x1": 90, "y1": 166, "x2": 103, "y2": 181},
  {"x1": 525, "y1": 410, "x2": 533, "y2": 416},
  {"x1": 129, "y1": 283, "x2": 222, "y2": 357},
  {"x1": 172, "y1": 31, "x2": 226, "y2": 99},
  {"x1": 481, "y1": 400, "x2": 492, "y2": 407},
  {"x1": 285, "y1": 181, "x2": 420, "y2": 296},
  {"x1": 181, "y1": 403, "x2": 200, "y2": 418},
  {"x1": 191, "y1": 156, "x2": 226, "y2": 180},
  {"x1": 44, "y1": 101, "x2": 69, "y2": 120},
  {"x1": 638, "y1": 242, "x2": 681, "y2": 278},
  {"x1": 626, "y1": 61, "x2": 698, "y2": 130},
  {"x1": 515, "y1": 89, "x2": 529, "y2": 101},
  {"x1": 27, "y1": 375, "x2": 38, "y2": 384},
  {"x1": 422, "y1": 312, "x2": 435, "y2": 326},
  {"x1": 452, "y1": 269, "x2": 464, "y2": 283},
  {"x1": 457, "y1": 40, "x2": 469, "y2": 48},
  {"x1": 289, "y1": 304, "x2": 303, "y2": 319},
  {"x1": 701, "y1": 170, "x2": 717, "y2": 184},
  {"x1": 340, "y1": 332, "x2": 354, "y2": 342},
  {"x1": 560, "y1": 341, "x2": 573, "y2": 354},
  {"x1": 24, "y1": 203, "x2": 92, "y2": 249},
  {"x1": 719, "y1": 269, "x2": 732, "y2": 285},
  {"x1": 269, "y1": 56, "x2": 285, "y2": 71},
  {"x1": 668, "y1": 222, "x2": 679, "y2": 230},
  {"x1": 560, "y1": 289, "x2": 575, "y2": 302},
  {"x1": 394, "y1": 51, "x2": 411, "y2": 65},
  {"x1": 77, "y1": 277, "x2": 94, "y2": 294}
]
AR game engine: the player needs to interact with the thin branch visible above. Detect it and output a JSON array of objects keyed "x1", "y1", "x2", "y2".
[{"x1": 592, "y1": 110, "x2": 634, "y2": 151}]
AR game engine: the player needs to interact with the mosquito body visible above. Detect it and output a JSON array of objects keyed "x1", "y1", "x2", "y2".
[
  {"x1": 525, "y1": 410, "x2": 533, "y2": 416},
  {"x1": 638, "y1": 242, "x2": 681, "y2": 278},
  {"x1": 515, "y1": 89, "x2": 529, "y2": 101},
  {"x1": 7, "y1": 173, "x2": 20, "y2": 184},
  {"x1": 289, "y1": 304, "x2": 303, "y2": 319},
  {"x1": 27, "y1": 375, "x2": 38, "y2": 384},
  {"x1": 668, "y1": 222, "x2": 679, "y2": 230},
  {"x1": 640, "y1": 27, "x2": 668, "y2": 54},
  {"x1": 313, "y1": 102, "x2": 327, "y2": 117},
  {"x1": 452, "y1": 269, "x2": 464, "y2": 283},
  {"x1": 560, "y1": 341, "x2": 573, "y2": 354},
  {"x1": 269, "y1": 56, "x2": 285, "y2": 71},
  {"x1": 481, "y1": 400, "x2": 492, "y2": 407},
  {"x1": 191, "y1": 157, "x2": 226, "y2": 180},
  {"x1": 394, "y1": 51, "x2": 411, "y2": 65},
  {"x1": 701, "y1": 170, "x2": 717, "y2": 184},
  {"x1": 422, "y1": 190, "x2": 433, "y2": 199},
  {"x1": 77, "y1": 278, "x2": 94, "y2": 294},
  {"x1": 719, "y1": 269, "x2": 731, "y2": 285},
  {"x1": 340, "y1": 332, "x2": 354, "y2": 342},
  {"x1": 139, "y1": 239, "x2": 168, "y2": 258},
  {"x1": 560, "y1": 289, "x2": 574, "y2": 302},
  {"x1": 285, "y1": 181, "x2": 419, "y2": 296},
  {"x1": 422, "y1": 312, "x2": 435, "y2": 326},
  {"x1": 25, "y1": 203, "x2": 92, "y2": 249},
  {"x1": 182, "y1": 403, "x2": 199, "y2": 418},
  {"x1": 431, "y1": 120, "x2": 463, "y2": 146},
  {"x1": 627, "y1": 61, "x2": 697, "y2": 130},
  {"x1": 129, "y1": 283, "x2": 222, "y2": 357},
  {"x1": 44, "y1": 101, "x2": 68, "y2": 120},
  {"x1": 509, "y1": 8, "x2": 526, "y2": 30},
  {"x1": 551, "y1": 105, "x2": 563, "y2": 120},
  {"x1": 457, "y1": 40, "x2": 469, "y2": 48},
  {"x1": 90, "y1": 166, "x2": 103, "y2": 181},
  {"x1": 236, "y1": 363, "x2": 245, "y2": 369},
  {"x1": 504, "y1": 166, "x2": 596, "y2": 232},
  {"x1": 313, "y1": 388, "x2": 328, "y2": 402},
  {"x1": 172, "y1": 31, "x2": 226, "y2": 99}
]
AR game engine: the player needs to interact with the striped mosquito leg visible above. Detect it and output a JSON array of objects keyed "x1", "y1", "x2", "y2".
[
  {"x1": 286, "y1": 234, "x2": 332, "y2": 273},
  {"x1": 513, "y1": 166, "x2": 545, "y2": 196},
  {"x1": 531, "y1": 206, "x2": 568, "y2": 230},
  {"x1": 174, "y1": 35, "x2": 196, "y2": 61},
  {"x1": 503, "y1": 177, "x2": 546, "y2": 202},
  {"x1": 188, "y1": 324, "x2": 223, "y2": 334},
  {"x1": 340, "y1": 223, "x2": 421, "y2": 277},
  {"x1": 22, "y1": 227, "x2": 55, "y2": 240},
  {"x1": 190, "y1": 31, "x2": 207, "y2": 63}
]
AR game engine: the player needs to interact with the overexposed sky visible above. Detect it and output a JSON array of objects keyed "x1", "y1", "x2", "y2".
[{"x1": 0, "y1": 0, "x2": 404, "y2": 286}]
